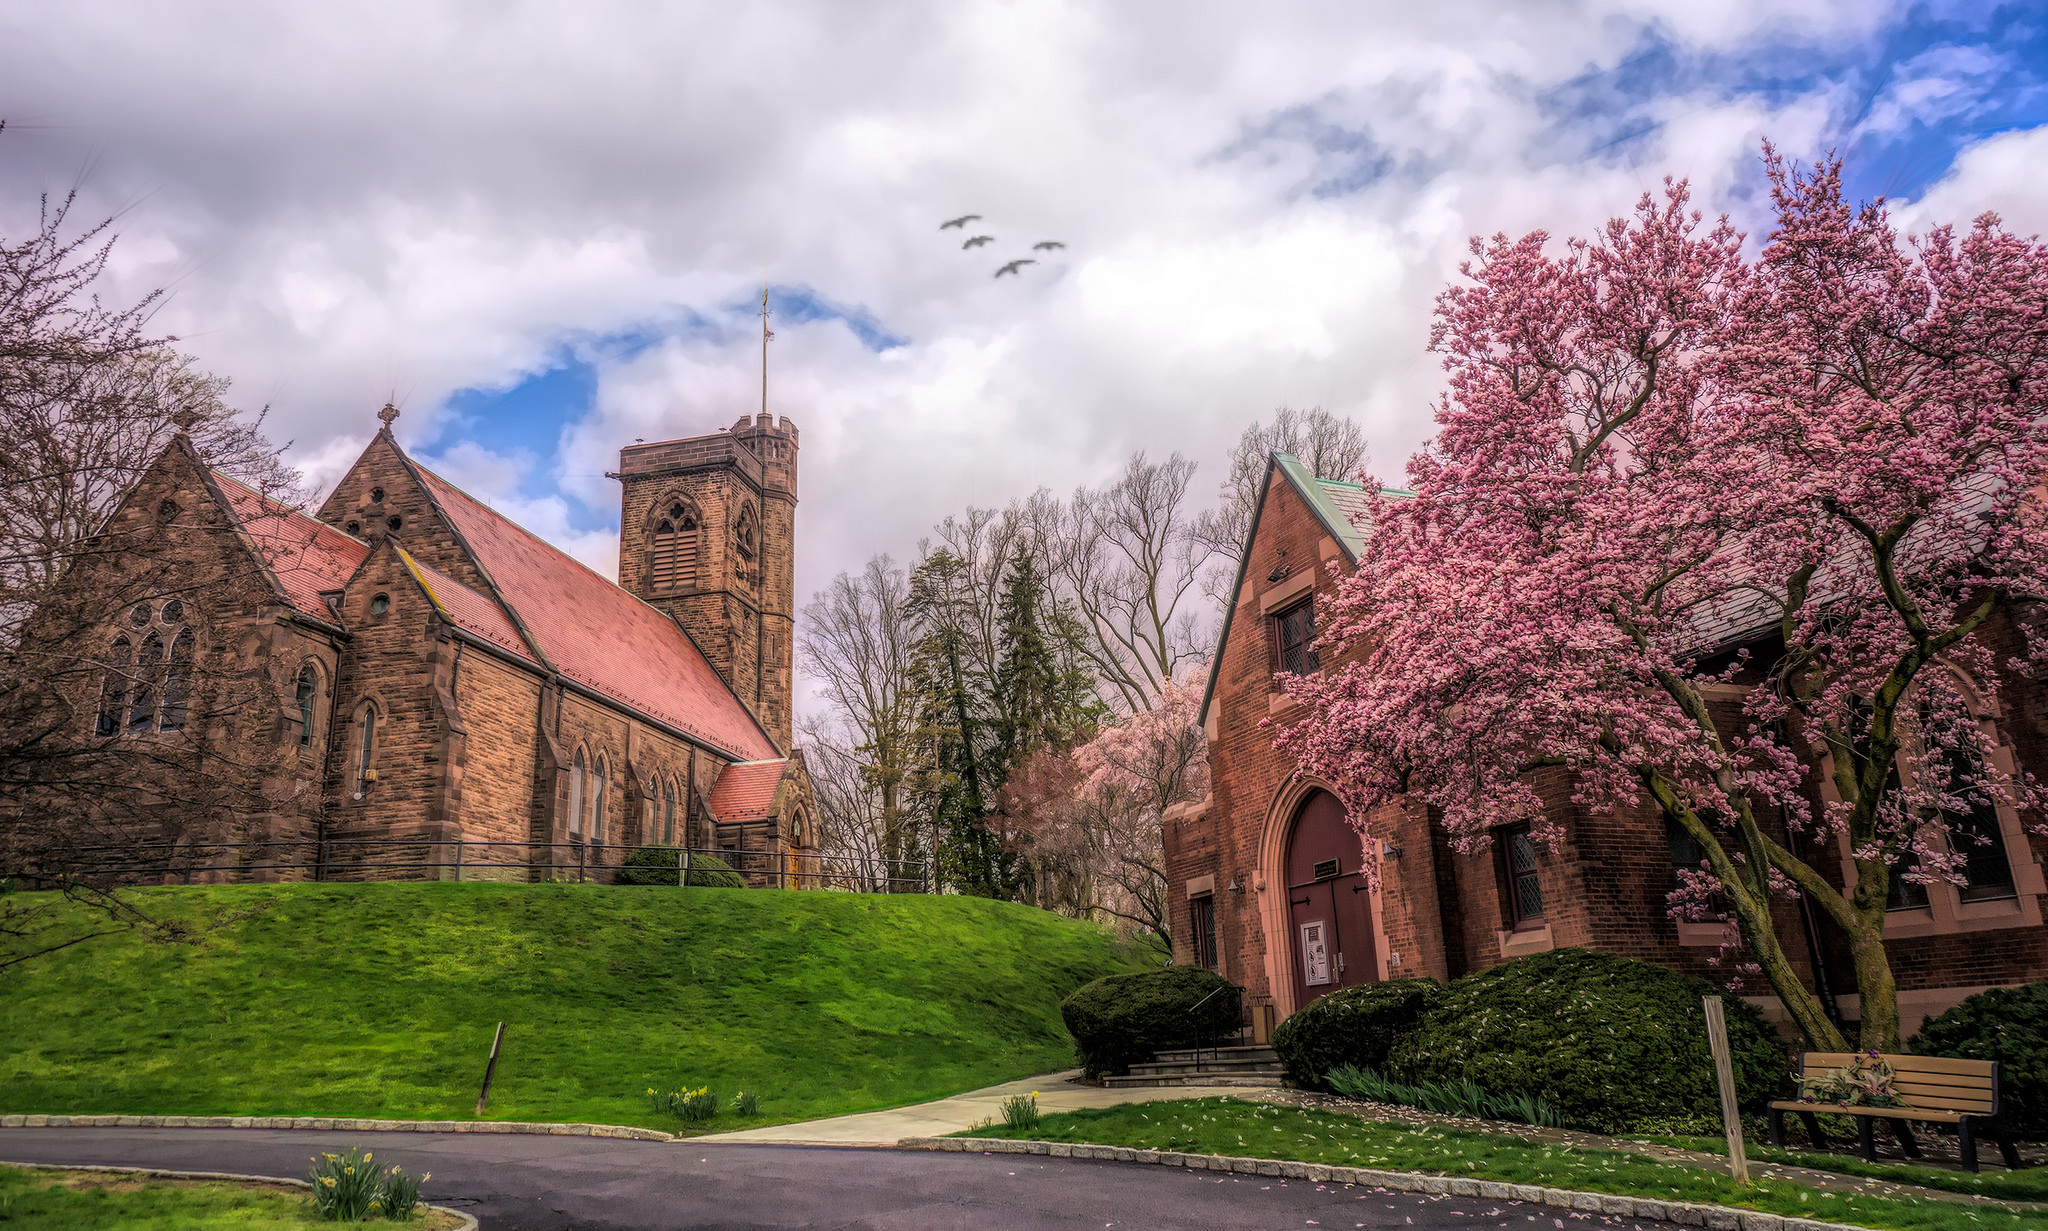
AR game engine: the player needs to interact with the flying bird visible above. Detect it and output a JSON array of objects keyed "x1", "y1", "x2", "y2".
[
  {"x1": 1032, "y1": 241, "x2": 1066, "y2": 251},
  {"x1": 962, "y1": 234, "x2": 995, "y2": 249},
  {"x1": 994, "y1": 258, "x2": 1036, "y2": 278},
  {"x1": 940, "y1": 214, "x2": 982, "y2": 230}
]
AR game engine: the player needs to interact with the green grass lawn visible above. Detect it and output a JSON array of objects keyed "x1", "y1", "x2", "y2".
[
  {"x1": 0, "y1": 1165, "x2": 465, "y2": 1230},
  {"x1": 963, "y1": 1098, "x2": 2040, "y2": 1231},
  {"x1": 0, "y1": 882, "x2": 1152, "y2": 1132},
  {"x1": 1619, "y1": 1133, "x2": 2048, "y2": 1203}
]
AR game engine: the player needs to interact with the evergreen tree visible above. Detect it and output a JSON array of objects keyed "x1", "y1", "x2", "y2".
[{"x1": 904, "y1": 550, "x2": 1014, "y2": 897}]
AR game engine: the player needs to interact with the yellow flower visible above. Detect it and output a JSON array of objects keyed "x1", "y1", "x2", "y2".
[
  {"x1": 320, "y1": 1177, "x2": 336, "y2": 1188},
  {"x1": 363, "y1": 1153, "x2": 372, "y2": 1162}
]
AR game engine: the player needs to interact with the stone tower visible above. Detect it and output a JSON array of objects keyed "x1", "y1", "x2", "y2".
[{"x1": 615, "y1": 413, "x2": 797, "y2": 751}]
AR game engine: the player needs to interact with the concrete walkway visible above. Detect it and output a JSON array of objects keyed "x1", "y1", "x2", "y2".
[{"x1": 695, "y1": 1070, "x2": 1254, "y2": 1146}]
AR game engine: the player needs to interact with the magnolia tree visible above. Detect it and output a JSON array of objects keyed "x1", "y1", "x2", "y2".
[
  {"x1": 1276, "y1": 152, "x2": 2048, "y2": 1051},
  {"x1": 999, "y1": 669, "x2": 1208, "y2": 939}
]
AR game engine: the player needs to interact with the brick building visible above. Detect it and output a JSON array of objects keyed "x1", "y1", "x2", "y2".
[
  {"x1": 1165, "y1": 453, "x2": 2048, "y2": 1038},
  {"x1": 48, "y1": 406, "x2": 816, "y2": 883}
]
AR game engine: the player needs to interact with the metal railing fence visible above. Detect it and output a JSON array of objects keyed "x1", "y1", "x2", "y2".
[{"x1": 8, "y1": 836, "x2": 937, "y2": 893}]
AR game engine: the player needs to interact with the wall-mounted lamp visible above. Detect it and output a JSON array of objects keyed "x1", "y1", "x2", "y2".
[
  {"x1": 1227, "y1": 877, "x2": 1244, "y2": 895},
  {"x1": 1382, "y1": 843, "x2": 1403, "y2": 861}
]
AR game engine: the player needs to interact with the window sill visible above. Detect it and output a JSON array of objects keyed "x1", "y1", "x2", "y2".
[
  {"x1": 1676, "y1": 921, "x2": 1732, "y2": 948},
  {"x1": 1882, "y1": 893, "x2": 2041, "y2": 938},
  {"x1": 1268, "y1": 691, "x2": 1302, "y2": 715},
  {"x1": 1497, "y1": 924, "x2": 1553, "y2": 958}
]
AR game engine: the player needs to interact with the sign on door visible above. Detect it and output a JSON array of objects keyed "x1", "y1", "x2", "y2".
[{"x1": 1300, "y1": 920, "x2": 1331, "y2": 986}]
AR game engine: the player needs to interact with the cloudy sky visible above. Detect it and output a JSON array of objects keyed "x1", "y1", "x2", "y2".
[{"x1": 4, "y1": 1, "x2": 2047, "y2": 668}]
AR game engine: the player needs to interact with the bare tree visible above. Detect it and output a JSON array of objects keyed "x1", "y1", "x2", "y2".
[
  {"x1": 1193, "y1": 406, "x2": 1369, "y2": 564},
  {"x1": 1039, "y1": 452, "x2": 1216, "y2": 714},
  {"x1": 798, "y1": 555, "x2": 922, "y2": 889}
]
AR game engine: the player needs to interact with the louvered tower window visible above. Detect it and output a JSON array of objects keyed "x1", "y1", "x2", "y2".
[{"x1": 649, "y1": 502, "x2": 699, "y2": 590}]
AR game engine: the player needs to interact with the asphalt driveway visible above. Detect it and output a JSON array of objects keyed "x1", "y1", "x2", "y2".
[{"x1": 0, "y1": 1126, "x2": 1697, "y2": 1231}]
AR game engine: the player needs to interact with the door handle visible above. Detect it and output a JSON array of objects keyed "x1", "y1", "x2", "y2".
[{"x1": 1336, "y1": 952, "x2": 1345, "y2": 974}]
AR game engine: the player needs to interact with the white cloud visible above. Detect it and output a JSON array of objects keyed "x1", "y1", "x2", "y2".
[{"x1": 1899, "y1": 125, "x2": 2048, "y2": 238}]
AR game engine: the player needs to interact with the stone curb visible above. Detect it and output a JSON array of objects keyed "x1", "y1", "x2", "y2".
[
  {"x1": 0, "y1": 1113, "x2": 674, "y2": 1142},
  {"x1": 0, "y1": 1159, "x2": 479, "y2": 1230},
  {"x1": 899, "y1": 1138, "x2": 1869, "y2": 1231}
]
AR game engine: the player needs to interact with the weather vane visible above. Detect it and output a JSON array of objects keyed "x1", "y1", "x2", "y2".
[{"x1": 760, "y1": 288, "x2": 774, "y2": 419}]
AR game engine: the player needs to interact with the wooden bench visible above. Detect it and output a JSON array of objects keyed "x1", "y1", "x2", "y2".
[{"x1": 1768, "y1": 1052, "x2": 2020, "y2": 1171}]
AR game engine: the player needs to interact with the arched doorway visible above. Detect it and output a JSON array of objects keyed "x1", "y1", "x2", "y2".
[{"x1": 1284, "y1": 790, "x2": 1377, "y2": 1008}]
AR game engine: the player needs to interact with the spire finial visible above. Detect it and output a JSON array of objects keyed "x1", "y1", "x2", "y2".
[{"x1": 377, "y1": 402, "x2": 400, "y2": 430}]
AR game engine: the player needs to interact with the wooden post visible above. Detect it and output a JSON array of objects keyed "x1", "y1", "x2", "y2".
[
  {"x1": 1703, "y1": 996, "x2": 1750, "y2": 1183},
  {"x1": 475, "y1": 1021, "x2": 507, "y2": 1116},
  {"x1": 677, "y1": 845, "x2": 685, "y2": 888},
  {"x1": 682, "y1": 846, "x2": 692, "y2": 887}
]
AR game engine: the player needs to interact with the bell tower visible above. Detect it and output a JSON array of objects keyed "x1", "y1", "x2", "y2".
[{"x1": 615, "y1": 413, "x2": 797, "y2": 751}]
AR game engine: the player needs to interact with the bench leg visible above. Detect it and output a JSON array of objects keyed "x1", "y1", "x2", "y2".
[
  {"x1": 1889, "y1": 1119, "x2": 1921, "y2": 1159},
  {"x1": 1856, "y1": 1115, "x2": 1876, "y2": 1163},
  {"x1": 1993, "y1": 1120, "x2": 2019, "y2": 1171},
  {"x1": 1799, "y1": 1111, "x2": 1826, "y2": 1150},
  {"x1": 1769, "y1": 1108, "x2": 1785, "y2": 1149},
  {"x1": 1958, "y1": 1118, "x2": 1979, "y2": 1172}
]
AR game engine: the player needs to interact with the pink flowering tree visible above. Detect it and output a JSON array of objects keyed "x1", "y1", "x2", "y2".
[{"x1": 1275, "y1": 152, "x2": 2048, "y2": 1051}]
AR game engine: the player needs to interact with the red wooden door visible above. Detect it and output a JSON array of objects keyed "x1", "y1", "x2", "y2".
[{"x1": 1285, "y1": 790, "x2": 1377, "y2": 1009}]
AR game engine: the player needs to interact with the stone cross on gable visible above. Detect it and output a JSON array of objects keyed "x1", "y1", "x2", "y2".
[{"x1": 378, "y1": 402, "x2": 400, "y2": 429}]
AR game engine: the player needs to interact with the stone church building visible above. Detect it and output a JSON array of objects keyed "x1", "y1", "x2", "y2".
[
  {"x1": 1166, "y1": 452, "x2": 2048, "y2": 1040},
  {"x1": 60, "y1": 408, "x2": 816, "y2": 884}
]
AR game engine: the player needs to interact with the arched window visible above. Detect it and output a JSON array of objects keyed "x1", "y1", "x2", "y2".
[
  {"x1": 159, "y1": 628, "x2": 194, "y2": 732},
  {"x1": 661, "y1": 778, "x2": 678, "y2": 845},
  {"x1": 355, "y1": 703, "x2": 378, "y2": 791},
  {"x1": 295, "y1": 665, "x2": 320, "y2": 746},
  {"x1": 735, "y1": 504, "x2": 759, "y2": 560},
  {"x1": 590, "y1": 756, "x2": 609, "y2": 846},
  {"x1": 568, "y1": 749, "x2": 587, "y2": 839},
  {"x1": 96, "y1": 635, "x2": 133, "y2": 737},
  {"x1": 128, "y1": 632, "x2": 165, "y2": 734},
  {"x1": 648, "y1": 501, "x2": 699, "y2": 591}
]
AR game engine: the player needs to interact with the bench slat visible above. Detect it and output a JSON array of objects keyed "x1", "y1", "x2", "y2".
[
  {"x1": 1797, "y1": 1053, "x2": 1995, "y2": 1080},
  {"x1": 1768, "y1": 1100, "x2": 1964, "y2": 1123}
]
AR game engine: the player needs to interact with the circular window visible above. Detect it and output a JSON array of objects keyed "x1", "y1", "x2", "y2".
[
  {"x1": 345, "y1": 521, "x2": 362, "y2": 535},
  {"x1": 156, "y1": 497, "x2": 181, "y2": 523},
  {"x1": 370, "y1": 487, "x2": 386, "y2": 503},
  {"x1": 129, "y1": 603, "x2": 152, "y2": 627},
  {"x1": 370, "y1": 593, "x2": 391, "y2": 616},
  {"x1": 387, "y1": 515, "x2": 403, "y2": 531},
  {"x1": 162, "y1": 599, "x2": 185, "y2": 624}
]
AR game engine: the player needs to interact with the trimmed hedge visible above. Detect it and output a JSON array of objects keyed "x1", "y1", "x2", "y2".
[
  {"x1": 616, "y1": 847, "x2": 745, "y2": 888},
  {"x1": 1910, "y1": 978, "x2": 2048, "y2": 1138},
  {"x1": 1272, "y1": 978, "x2": 1446, "y2": 1089},
  {"x1": 1386, "y1": 948, "x2": 1787, "y2": 1133},
  {"x1": 1060, "y1": 965, "x2": 1241, "y2": 1078}
]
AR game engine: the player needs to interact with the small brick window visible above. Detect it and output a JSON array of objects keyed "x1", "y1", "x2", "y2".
[
  {"x1": 1499, "y1": 824, "x2": 1544, "y2": 929},
  {"x1": 1272, "y1": 599, "x2": 1319, "y2": 676},
  {"x1": 1189, "y1": 895, "x2": 1219, "y2": 972}
]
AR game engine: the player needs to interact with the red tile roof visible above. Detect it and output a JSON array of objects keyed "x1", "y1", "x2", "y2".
[
  {"x1": 398, "y1": 550, "x2": 540, "y2": 666},
  {"x1": 409, "y1": 463, "x2": 780, "y2": 763},
  {"x1": 211, "y1": 472, "x2": 368, "y2": 623},
  {"x1": 708, "y1": 759, "x2": 787, "y2": 824}
]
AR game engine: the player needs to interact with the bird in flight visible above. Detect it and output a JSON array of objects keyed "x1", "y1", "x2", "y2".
[
  {"x1": 994, "y1": 258, "x2": 1036, "y2": 278},
  {"x1": 1032, "y1": 241, "x2": 1066, "y2": 251},
  {"x1": 962, "y1": 234, "x2": 995, "y2": 249},
  {"x1": 940, "y1": 214, "x2": 982, "y2": 230}
]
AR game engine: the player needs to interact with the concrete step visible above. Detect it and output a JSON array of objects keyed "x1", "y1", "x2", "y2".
[
  {"x1": 1102, "y1": 1072, "x2": 1285, "y2": 1089},
  {"x1": 1150, "y1": 1045, "x2": 1278, "y2": 1065},
  {"x1": 1125, "y1": 1060, "x2": 1283, "y2": 1077}
]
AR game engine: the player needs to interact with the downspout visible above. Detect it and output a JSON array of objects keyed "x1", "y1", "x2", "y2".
[{"x1": 1781, "y1": 808, "x2": 1842, "y2": 1029}]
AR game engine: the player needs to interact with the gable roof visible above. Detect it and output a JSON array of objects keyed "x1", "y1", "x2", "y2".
[
  {"x1": 395, "y1": 548, "x2": 541, "y2": 667},
  {"x1": 1196, "y1": 452, "x2": 1407, "y2": 729},
  {"x1": 707, "y1": 758, "x2": 787, "y2": 825},
  {"x1": 210, "y1": 470, "x2": 369, "y2": 624},
  {"x1": 402, "y1": 457, "x2": 780, "y2": 763}
]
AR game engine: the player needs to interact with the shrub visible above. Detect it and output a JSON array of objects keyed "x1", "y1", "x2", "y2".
[
  {"x1": 732, "y1": 1090, "x2": 760, "y2": 1117},
  {"x1": 1059, "y1": 965, "x2": 1241, "y2": 1078},
  {"x1": 1910, "y1": 978, "x2": 2048, "y2": 1138},
  {"x1": 617, "y1": 847, "x2": 744, "y2": 888},
  {"x1": 1386, "y1": 948, "x2": 1787, "y2": 1134},
  {"x1": 1325, "y1": 1063, "x2": 1565, "y2": 1127},
  {"x1": 1271, "y1": 978, "x2": 1446, "y2": 1088}
]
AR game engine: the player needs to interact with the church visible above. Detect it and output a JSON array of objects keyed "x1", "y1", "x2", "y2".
[
  {"x1": 1166, "y1": 452, "x2": 2048, "y2": 1041},
  {"x1": 61, "y1": 406, "x2": 816, "y2": 884}
]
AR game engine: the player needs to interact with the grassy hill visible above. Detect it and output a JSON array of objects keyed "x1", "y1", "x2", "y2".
[{"x1": 1, "y1": 883, "x2": 1154, "y2": 1131}]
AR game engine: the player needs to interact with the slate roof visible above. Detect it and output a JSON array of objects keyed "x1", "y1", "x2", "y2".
[
  {"x1": 707, "y1": 759, "x2": 787, "y2": 824},
  {"x1": 211, "y1": 471, "x2": 369, "y2": 623},
  {"x1": 407, "y1": 461, "x2": 780, "y2": 763},
  {"x1": 396, "y1": 549, "x2": 540, "y2": 666}
]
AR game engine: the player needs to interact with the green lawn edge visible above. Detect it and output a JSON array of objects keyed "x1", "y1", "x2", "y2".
[
  {"x1": 0, "y1": 1164, "x2": 468, "y2": 1230},
  {"x1": 1, "y1": 882, "x2": 1154, "y2": 1132},
  {"x1": 958, "y1": 1097, "x2": 2039, "y2": 1231},
  {"x1": 1619, "y1": 1134, "x2": 2048, "y2": 1203}
]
